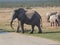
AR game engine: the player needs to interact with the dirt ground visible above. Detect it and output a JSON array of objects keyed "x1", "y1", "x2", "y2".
[{"x1": 0, "y1": 32, "x2": 60, "y2": 45}]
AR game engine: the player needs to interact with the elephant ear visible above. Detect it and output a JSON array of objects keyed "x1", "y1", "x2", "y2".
[
  {"x1": 14, "y1": 10, "x2": 18, "y2": 13},
  {"x1": 18, "y1": 8, "x2": 26, "y2": 13},
  {"x1": 15, "y1": 8, "x2": 26, "y2": 15}
]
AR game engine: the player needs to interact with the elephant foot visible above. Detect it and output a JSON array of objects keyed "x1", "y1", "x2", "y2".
[
  {"x1": 22, "y1": 31, "x2": 24, "y2": 33},
  {"x1": 30, "y1": 32, "x2": 33, "y2": 34},
  {"x1": 38, "y1": 31, "x2": 42, "y2": 33},
  {"x1": 15, "y1": 30, "x2": 20, "y2": 33},
  {"x1": 16, "y1": 30, "x2": 20, "y2": 33}
]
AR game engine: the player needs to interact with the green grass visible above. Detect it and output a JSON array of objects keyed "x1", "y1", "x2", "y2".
[
  {"x1": 24, "y1": 29, "x2": 60, "y2": 42},
  {"x1": 0, "y1": 22, "x2": 15, "y2": 32},
  {"x1": 31, "y1": 33, "x2": 60, "y2": 41}
]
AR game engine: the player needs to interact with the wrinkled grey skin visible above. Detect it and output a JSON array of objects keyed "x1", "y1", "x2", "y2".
[
  {"x1": 10, "y1": 8, "x2": 42, "y2": 33},
  {"x1": 46, "y1": 12, "x2": 57, "y2": 22}
]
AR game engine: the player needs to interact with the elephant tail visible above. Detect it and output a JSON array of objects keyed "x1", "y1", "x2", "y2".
[{"x1": 40, "y1": 17, "x2": 42, "y2": 27}]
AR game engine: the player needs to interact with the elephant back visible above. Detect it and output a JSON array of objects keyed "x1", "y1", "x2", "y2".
[
  {"x1": 49, "y1": 15, "x2": 57, "y2": 22},
  {"x1": 25, "y1": 10, "x2": 35, "y2": 19},
  {"x1": 56, "y1": 12, "x2": 60, "y2": 19}
]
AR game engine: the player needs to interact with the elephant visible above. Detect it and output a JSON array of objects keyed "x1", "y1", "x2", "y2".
[
  {"x1": 47, "y1": 12, "x2": 60, "y2": 26},
  {"x1": 46, "y1": 12, "x2": 57, "y2": 22},
  {"x1": 56, "y1": 12, "x2": 60, "y2": 26},
  {"x1": 49, "y1": 15, "x2": 59, "y2": 26},
  {"x1": 10, "y1": 8, "x2": 42, "y2": 33}
]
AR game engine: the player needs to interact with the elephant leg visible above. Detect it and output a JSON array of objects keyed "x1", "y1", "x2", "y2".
[
  {"x1": 58, "y1": 22, "x2": 60, "y2": 26},
  {"x1": 16, "y1": 21, "x2": 20, "y2": 32},
  {"x1": 21, "y1": 23, "x2": 24, "y2": 33},
  {"x1": 57, "y1": 21, "x2": 60, "y2": 26},
  {"x1": 55, "y1": 22, "x2": 57, "y2": 27},
  {"x1": 51, "y1": 22, "x2": 53, "y2": 27},
  {"x1": 30, "y1": 25, "x2": 35, "y2": 34},
  {"x1": 37, "y1": 25, "x2": 42, "y2": 33},
  {"x1": 53, "y1": 22, "x2": 54, "y2": 26},
  {"x1": 17, "y1": 24, "x2": 20, "y2": 32},
  {"x1": 55, "y1": 22, "x2": 58, "y2": 27},
  {"x1": 51, "y1": 22, "x2": 52, "y2": 26}
]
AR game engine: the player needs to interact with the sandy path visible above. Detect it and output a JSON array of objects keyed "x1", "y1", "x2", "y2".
[{"x1": 0, "y1": 32, "x2": 60, "y2": 45}]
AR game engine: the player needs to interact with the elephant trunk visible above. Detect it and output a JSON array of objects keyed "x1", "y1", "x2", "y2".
[{"x1": 10, "y1": 19, "x2": 14, "y2": 29}]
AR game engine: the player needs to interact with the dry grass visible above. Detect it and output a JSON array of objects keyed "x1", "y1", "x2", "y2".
[{"x1": 0, "y1": 7, "x2": 60, "y2": 31}]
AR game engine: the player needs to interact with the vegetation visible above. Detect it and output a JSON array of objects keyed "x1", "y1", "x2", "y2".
[
  {"x1": 24, "y1": 29, "x2": 60, "y2": 42},
  {"x1": 0, "y1": 0, "x2": 60, "y2": 8}
]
